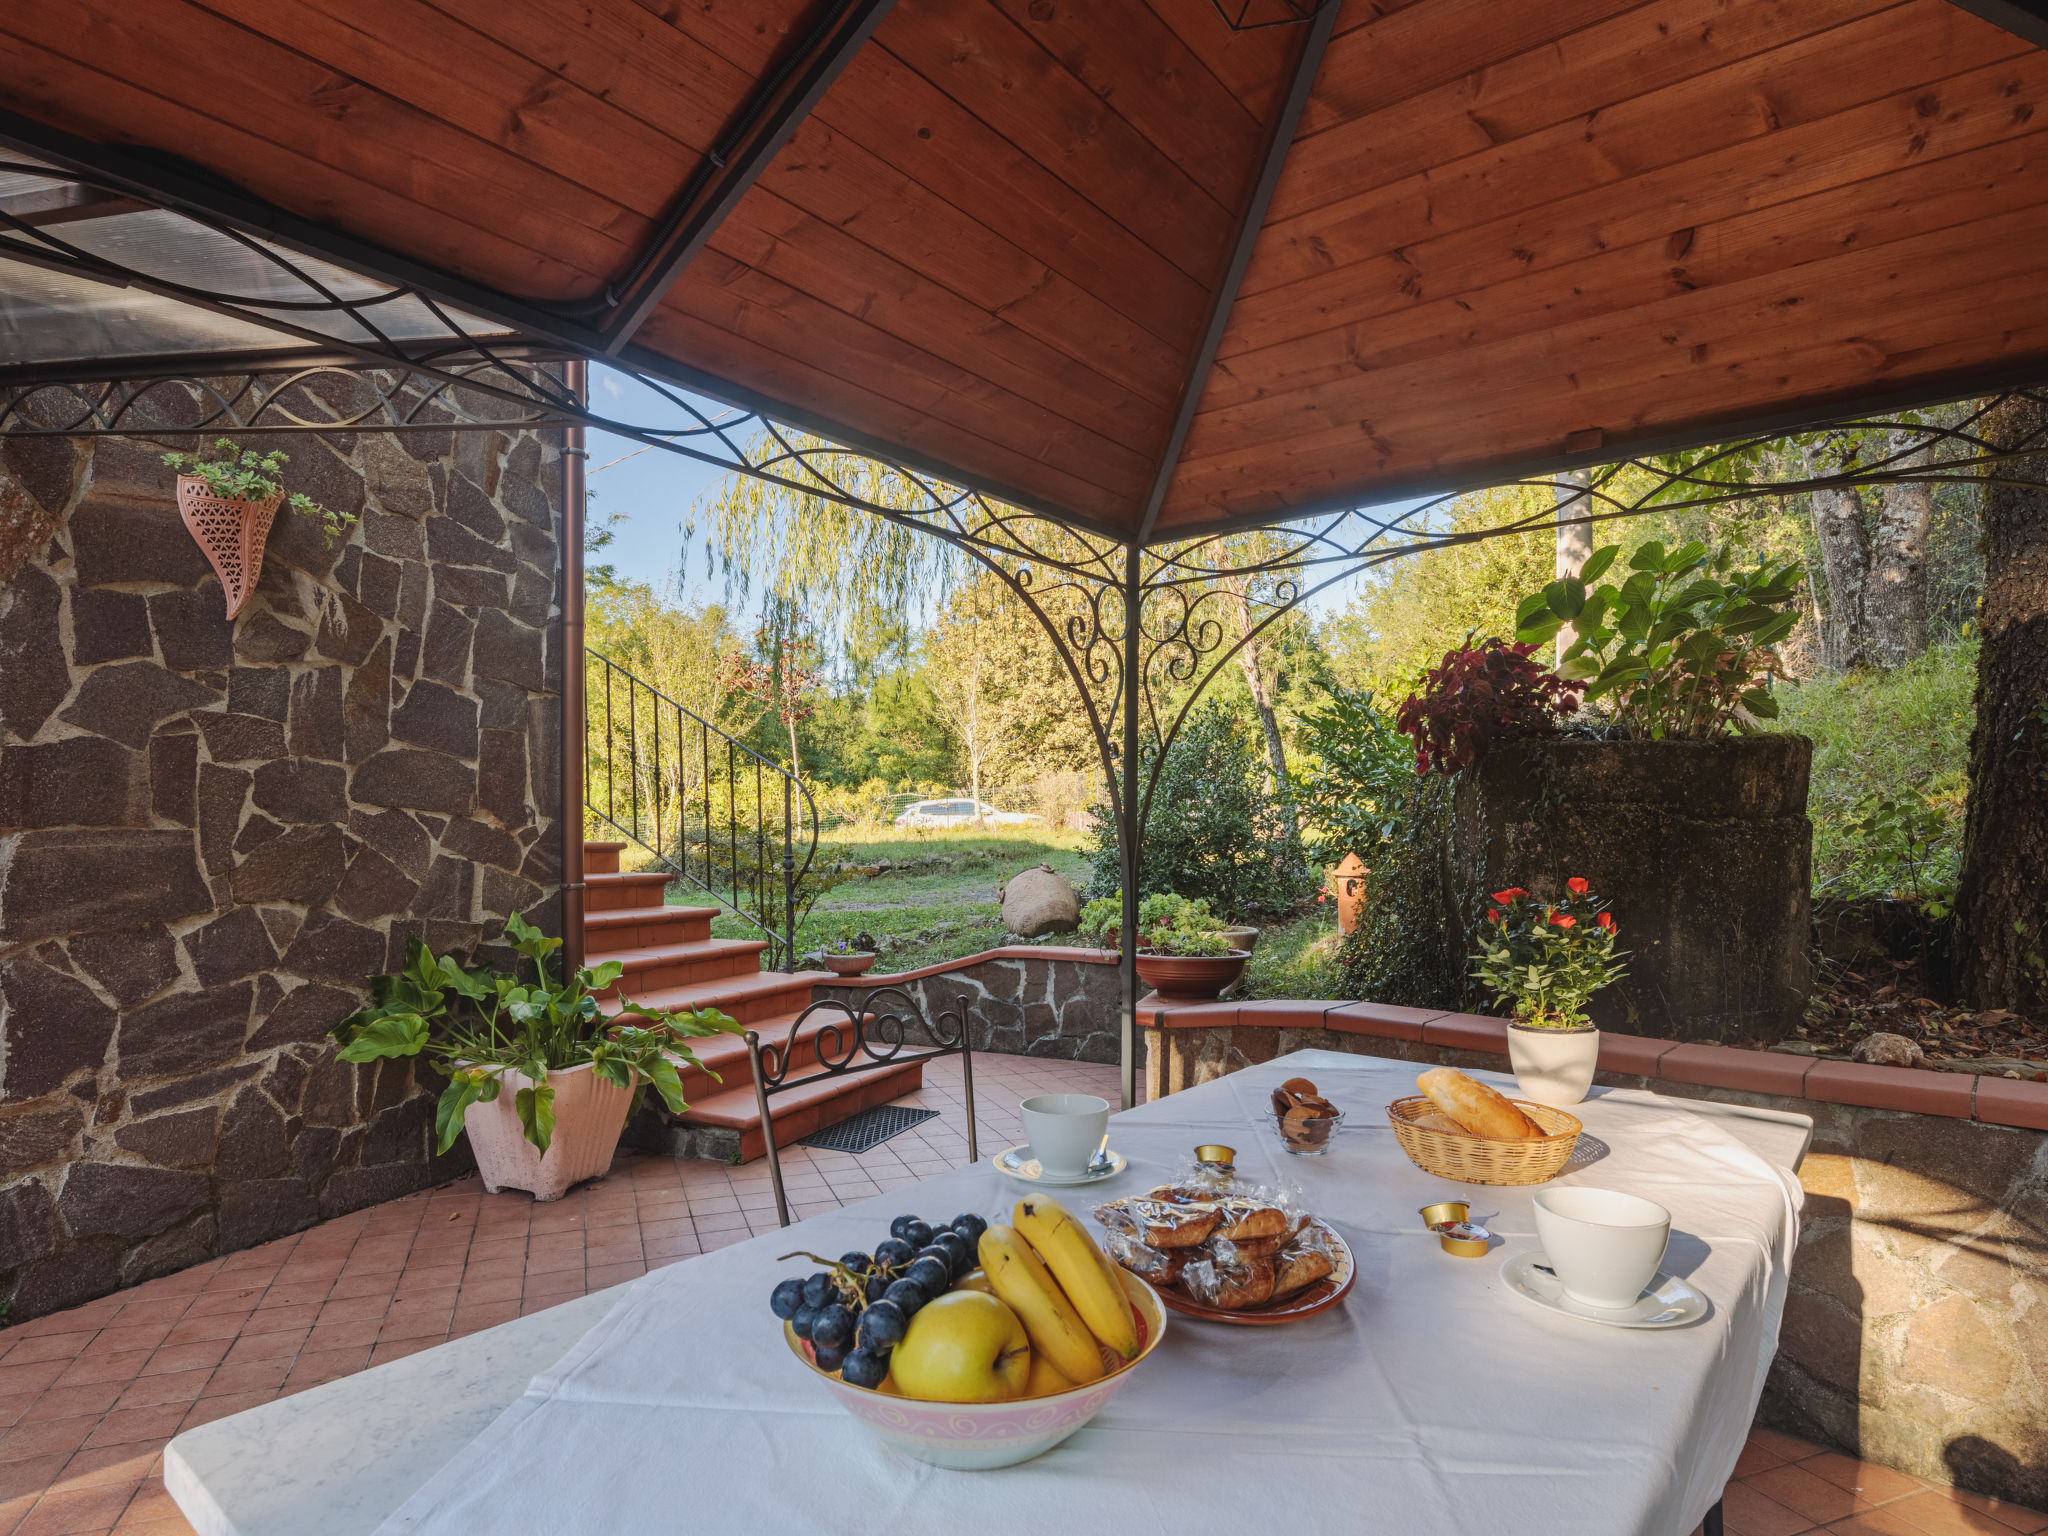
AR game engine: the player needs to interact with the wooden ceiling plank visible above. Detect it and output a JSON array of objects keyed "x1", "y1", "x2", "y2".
[
  {"x1": 766, "y1": 117, "x2": 1184, "y2": 404},
  {"x1": 1295, "y1": 0, "x2": 1645, "y2": 140},
  {"x1": 1250, "y1": 0, "x2": 2030, "y2": 293},
  {"x1": 1137, "y1": 0, "x2": 1299, "y2": 122},
  {"x1": 422, "y1": 0, "x2": 764, "y2": 154},
  {"x1": 1167, "y1": 197, "x2": 2048, "y2": 511},
  {"x1": 0, "y1": 5, "x2": 639, "y2": 288},
  {"x1": 708, "y1": 187, "x2": 1167, "y2": 452},
  {"x1": 1228, "y1": 46, "x2": 2048, "y2": 362},
  {"x1": 982, "y1": 0, "x2": 1267, "y2": 208},
  {"x1": 1209, "y1": 125, "x2": 2048, "y2": 417},
  {"x1": 635, "y1": 307, "x2": 1140, "y2": 523},
  {"x1": 0, "y1": 33, "x2": 605, "y2": 301},
  {"x1": 807, "y1": 44, "x2": 1210, "y2": 346},
  {"x1": 1283, "y1": 0, "x2": 1893, "y2": 222},
  {"x1": 192, "y1": 0, "x2": 702, "y2": 223},
  {"x1": 876, "y1": 0, "x2": 1236, "y2": 284},
  {"x1": 621, "y1": 0, "x2": 815, "y2": 80},
  {"x1": 667, "y1": 249, "x2": 1153, "y2": 499}
]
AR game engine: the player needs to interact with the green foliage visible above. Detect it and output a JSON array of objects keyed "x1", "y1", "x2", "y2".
[
  {"x1": 1469, "y1": 882, "x2": 1628, "y2": 1029},
  {"x1": 1076, "y1": 891, "x2": 1232, "y2": 955},
  {"x1": 1516, "y1": 541, "x2": 1802, "y2": 738},
  {"x1": 1084, "y1": 703, "x2": 1314, "y2": 922},
  {"x1": 162, "y1": 438, "x2": 356, "y2": 547},
  {"x1": 330, "y1": 914, "x2": 742, "y2": 1156},
  {"x1": 1237, "y1": 916, "x2": 1343, "y2": 1001},
  {"x1": 1287, "y1": 684, "x2": 1416, "y2": 862},
  {"x1": 1769, "y1": 640, "x2": 1974, "y2": 898},
  {"x1": 1335, "y1": 775, "x2": 1464, "y2": 1009}
]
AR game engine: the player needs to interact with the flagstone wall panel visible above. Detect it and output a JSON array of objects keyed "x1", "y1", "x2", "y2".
[{"x1": 0, "y1": 414, "x2": 567, "y2": 1321}]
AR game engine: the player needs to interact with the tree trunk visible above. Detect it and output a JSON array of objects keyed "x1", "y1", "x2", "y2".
[
  {"x1": 1866, "y1": 433, "x2": 1935, "y2": 669},
  {"x1": 1218, "y1": 573, "x2": 1303, "y2": 850},
  {"x1": 1803, "y1": 442, "x2": 1874, "y2": 670},
  {"x1": 1554, "y1": 468, "x2": 1594, "y2": 660},
  {"x1": 1954, "y1": 393, "x2": 2048, "y2": 1014}
]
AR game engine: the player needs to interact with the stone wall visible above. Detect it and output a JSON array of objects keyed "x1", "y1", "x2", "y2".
[
  {"x1": 1138, "y1": 1001, "x2": 2048, "y2": 1513},
  {"x1": 813, "y1": 946, "x2": 1120, "y2": 1062},
  {"x1": 0, "y1": 419, "x2": 567, "y2": 1321}
]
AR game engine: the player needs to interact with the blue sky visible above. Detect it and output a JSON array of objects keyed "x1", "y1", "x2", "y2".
[{"x1": 581, "y1": 363, "x2": 1395, "y2": 627}]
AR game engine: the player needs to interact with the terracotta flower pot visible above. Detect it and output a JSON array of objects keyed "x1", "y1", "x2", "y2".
[
  {"x1": 176, "y1": 474, "x2": 280, "y2": 620},
  {"x1": 1507, "y1": 1022, "x2": 1600, "y2": 1107},
  {"x1": 1133, "y1": 951, "x2": 1249, "y2": 1003},
  {"x1": 462, "y1": 1060, "x2": 636, "y2": 1202},
  {"x1": 821, "y1": 952, "x2": 877, "y2": 976}
]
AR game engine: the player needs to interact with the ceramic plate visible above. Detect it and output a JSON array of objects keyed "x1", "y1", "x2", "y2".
[
  {"x1": 1146, "y1": 1218, "x2": 1356, "y2": 1327},
  {"x1": 1499, "y1": 1252, "x2": 1710, "y2": 1329},
  {"x1": 992, "y1": 1145, "x2": 1126, "y2": 1186}
]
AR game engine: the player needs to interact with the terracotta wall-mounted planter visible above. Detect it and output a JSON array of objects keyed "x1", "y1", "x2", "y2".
[
  {"x1": 463, "y1": 1061, "x2": 636, "y2": 1202},
  {"x1": 176, "y1": 474, "x2": 279, "y2": 619}
]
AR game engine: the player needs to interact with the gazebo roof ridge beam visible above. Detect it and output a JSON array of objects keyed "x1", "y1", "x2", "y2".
[
  {"x1": 596, "y1": 0, "x2": 898, "y2": 354},
  {"x1": 1133, "y1": 0, "x2": 1339, "y2": 546}
]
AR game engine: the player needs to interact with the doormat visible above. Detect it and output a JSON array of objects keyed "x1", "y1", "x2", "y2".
[{"x1": 799, "y1": 1105, "x2": 940, "y2": 1154}]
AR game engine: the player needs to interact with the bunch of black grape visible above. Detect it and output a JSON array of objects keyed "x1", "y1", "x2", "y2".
[{"x1": 769, "y1": 1212, "x2": 990, "y2": 1390}]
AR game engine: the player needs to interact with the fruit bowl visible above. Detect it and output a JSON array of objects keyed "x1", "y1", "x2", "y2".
[{"x1": 784, "y1": 1268, "x2": 1166, "y2": 1470}]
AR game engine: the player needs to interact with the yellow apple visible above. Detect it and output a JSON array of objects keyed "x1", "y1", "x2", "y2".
[
  {"x1": 1024, "y1": 1353, "x2": 1076, "y2": 1399},
  {"x1": 889, "y1": 1290, "x2": 1031, "y2": 1403},
  {"x1": 956, "y1": 1268, "x2": 994, "y2": 1294}
]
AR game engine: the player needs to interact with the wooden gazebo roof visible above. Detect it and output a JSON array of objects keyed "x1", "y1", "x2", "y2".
[{"x1": 3, "y1": 0, "x2": 2046, "y2": 540}]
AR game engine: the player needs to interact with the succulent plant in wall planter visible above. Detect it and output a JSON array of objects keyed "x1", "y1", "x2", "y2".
[{"x1": 163, "y1": 438, "x2": 358, "y2": 619}]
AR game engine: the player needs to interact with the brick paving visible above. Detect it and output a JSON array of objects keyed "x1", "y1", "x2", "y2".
[{"x1": 0, "y1": 1054, "x2": 2038, "y2": 1536}]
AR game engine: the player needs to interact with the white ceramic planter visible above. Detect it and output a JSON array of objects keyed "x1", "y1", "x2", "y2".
[
  {"x1": 1507, "y1": 1023, "x2": 1600, "y2": 1107},
  {"x1": 463, "y1": 1061, "x2": 636, "y2": 1202}
]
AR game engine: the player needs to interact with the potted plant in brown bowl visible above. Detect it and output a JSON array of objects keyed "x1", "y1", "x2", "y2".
[
  {"x1": 162, "y1": 437, "x2": 358, "y2": 618},
  {"x1": 819, "y1": 937, "x2": 877, "y2": 977},
  {"x1": 1080, "y1": 893, "x2": 1249, "y2": 1002}
]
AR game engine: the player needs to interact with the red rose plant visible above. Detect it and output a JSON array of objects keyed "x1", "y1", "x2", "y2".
[{"x1": 1469, "y1": 879, "x2": 1628, "y2": 1030}]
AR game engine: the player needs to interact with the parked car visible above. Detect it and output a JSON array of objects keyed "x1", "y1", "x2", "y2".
[{"x1": 894, "y1": 798, "x2": 1041, "y2": 829}]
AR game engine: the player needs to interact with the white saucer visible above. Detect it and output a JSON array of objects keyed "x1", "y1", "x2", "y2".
[
  {"x1": 1499, "y1": 1253, "x2": 1709, "y2": 1329},
  {"x1": 992, "y1": 1146, "x2": 1125, "y2": 1186}
]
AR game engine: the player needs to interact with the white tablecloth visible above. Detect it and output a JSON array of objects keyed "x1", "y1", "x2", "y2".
[{"x1": 377, "y1": 1049, "x2": 1800, "y2": 1536}]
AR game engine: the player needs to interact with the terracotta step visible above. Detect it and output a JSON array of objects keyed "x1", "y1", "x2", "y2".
[
  {"x1": 587, "y1": 936, "x2": 770, "y2": 999},
  {"x1": 598, "y1": 968, "x2": 832, "y2": 1029},
  {"x1": 585, "y1": 870, "x2": 672, "y2": 912},
  {"x1": 581, "y1": 904, "x2": 716, "y2": 949},
  {"x1": 667, "y1": 1003, "x2": 871, "y2": 1102},
  {"x1": 584, "y1": 839, "x2": 629, "y2": 876},
  {"x1": 677, "y1": 1054, "x2": 932, "y2": 1163}
]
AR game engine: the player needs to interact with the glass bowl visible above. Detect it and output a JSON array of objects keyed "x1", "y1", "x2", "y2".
[{"x1": 1264, "y1": 1107, "x2": 1346, "y2": 1155}]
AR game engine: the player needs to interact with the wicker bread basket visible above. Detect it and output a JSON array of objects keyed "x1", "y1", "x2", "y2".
[{"x1": 1386, "y1": 1095, "x2": 1582, "y2": 1186}]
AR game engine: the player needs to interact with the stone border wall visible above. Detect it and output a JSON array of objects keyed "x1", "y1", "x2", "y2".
[
  {"x1": 811, "y1": 946, "x2": 1119, "y2": 1062},
  {"x1": 0, "y1": 421, "x2": 567, "y2": 1321},
  {"x1": 1140, "y1": 997, "x2": 2048, "y2": 1514}
]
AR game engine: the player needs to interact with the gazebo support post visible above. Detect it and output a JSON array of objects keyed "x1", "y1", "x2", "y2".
[{"x1": 1118, "y1": 539, "x2": 1143, "y2": 1110}]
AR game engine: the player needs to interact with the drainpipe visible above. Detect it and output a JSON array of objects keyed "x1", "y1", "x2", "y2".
[{"x1": 560, "y1": 359, "x2": 588, "y2": 973}]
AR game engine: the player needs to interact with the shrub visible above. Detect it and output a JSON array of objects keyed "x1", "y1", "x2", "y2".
[
  {"x1": 1076, "y1": 892, "x2": 1231, "y2": 955},
  {"x1": 1396, "y1": 639, "x2": 1582, "y2": 776},
  {"x1": 1289, "y1": 683, "x2": 1416, "y2": 863},
  {"x1": 1335, "y1": 774, "x2": 1465, "y2": 1008},
  {"x1": 1083, "y1": 703, "x2": 1313, "y2": 921}
]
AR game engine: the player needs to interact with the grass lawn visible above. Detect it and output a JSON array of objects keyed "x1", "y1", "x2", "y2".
[{"x1": 1239, "y1": 911, "x2": 1346, "y2": 1000}]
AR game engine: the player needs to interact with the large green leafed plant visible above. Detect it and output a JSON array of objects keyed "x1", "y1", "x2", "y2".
[
  {"x1": 1514, "y1": 541, "x2": 1803, "y2": 739},
  {"x1": 330, "y1": 914, "x2": 741, "y2": 1155}
]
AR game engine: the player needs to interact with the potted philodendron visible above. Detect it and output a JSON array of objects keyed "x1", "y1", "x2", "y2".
[
  {"x1": 819, "y1": 938, "x2": 877, "y2": 977},
  {"x1": 1470, "y1": 881, "x2": 1628, "y2": 1106},
  {"x1": 1079, "y1": 892, "x2": 1249, "y2": 1002},
  {"x1": 162, "y1": 438, "x2": 358, "y2": 619},
  {"x1": 330, "y1": 914, "x2": 741, "y2": 1201}
]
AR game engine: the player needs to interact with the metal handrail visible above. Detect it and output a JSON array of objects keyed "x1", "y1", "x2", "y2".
[{"x1": 583, "y1": 647, "x2": 818, "y2": 969}]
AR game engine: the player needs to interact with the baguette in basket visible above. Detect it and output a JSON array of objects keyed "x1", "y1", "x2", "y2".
[{"x1": 1416, "y1": 1068, "x2": 1542, "y2": 1140}]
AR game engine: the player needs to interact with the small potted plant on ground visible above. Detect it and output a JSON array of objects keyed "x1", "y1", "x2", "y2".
[
  {"x1": 1080, "y1": 892, "x2": 1249, "y2": 1002},
  {"x1": 1470, "y1": 880, "x2": 1629, "y2": 1106},
  {"x1": 819, "y1": 937, "x2": 877, "y2": 976},
  {"x1": 163, "y1": 437, "x2": 358, "y2": 619},
  {"x1": 330, "y1": 914, "x2": 741, "y2": 1200}
]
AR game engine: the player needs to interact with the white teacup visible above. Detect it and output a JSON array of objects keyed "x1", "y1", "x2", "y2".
[
  {"x1": 1532, "y1": 1187, "x2": 1671, "y2": 1310},
  {"x1": 1020, "y1": 1093, "x2": 1109, "y2": 1178}
]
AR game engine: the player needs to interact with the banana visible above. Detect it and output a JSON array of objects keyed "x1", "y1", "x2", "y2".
[
  {"x1": 978, "y1": 1225, "x2": 1105, "y2": 1384},
  {"x1": 1013, "y1": 1195, "x2": 1139, "y2": 1360},
  {"x1": 1025, "y1": 1353, "x2": 1077, "y2": 1399}
]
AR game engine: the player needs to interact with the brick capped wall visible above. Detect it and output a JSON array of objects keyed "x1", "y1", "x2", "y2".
[{"x1": 0, "y1": 418, "x2": 567, "y2": 1321}]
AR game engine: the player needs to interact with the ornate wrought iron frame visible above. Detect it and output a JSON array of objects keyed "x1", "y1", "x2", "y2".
[
  {"x1": 7, "y1": 144, "x2": 2048, "y2": 1111},
  {"x1": 745, "y1": 987, "x2": 979, "y2": 1226}
]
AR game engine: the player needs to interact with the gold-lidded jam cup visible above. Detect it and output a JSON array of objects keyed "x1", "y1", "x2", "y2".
[{"x1": 1420, "y1": 1201, "x2": 1492, "y2": 1258}]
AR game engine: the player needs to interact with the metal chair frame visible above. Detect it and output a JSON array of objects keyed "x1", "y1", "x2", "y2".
[{"x1": 744, "y1": 985, "x2": 979, "y2": 1227}]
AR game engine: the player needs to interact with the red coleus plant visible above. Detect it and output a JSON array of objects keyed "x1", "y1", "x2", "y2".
[{"x1": 1396, "y1": 638, "x2": 1584, "y2": 777}]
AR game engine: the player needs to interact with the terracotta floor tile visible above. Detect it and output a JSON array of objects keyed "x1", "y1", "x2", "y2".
[
  {"x1": 11, "y1": 1478, "x2": 137, "y2": 1535},
  {"x1": 0, "y1": 1416, "x2": 100, "y2": 1465},
  {"x1": 49, "y1": 1355, "x2": 153, "y2": 1392},
  {"x1": 27, "y1": 1386, "x2": 128, "y2": 1424},
  {"x1": 218, "y1": 1330, "x2": 307, "y2": 1368},
  {"x1": 0, "y1": 1454, "x2": 75, "y2": 1504},
  {"x1": 1748, "y1": 1428, "x2": 1832, "y2": 1464},
  {"x1": 176, "y1": 1392, "x2": 274, "y2": 1432},
  {"x1": 1821, "y1": 1509, "x2": 1936, "y2": 1536},
  {"x1": 1749, "y1": 1463, "x2": 1880, "y2": 1525},
  {"x1": 109, "y1": 1370, "x2": 212, "y2": 1413},
  {"x1": 1887, "y1": 1489, "x2": 2048, "y2": 1534},
  {"x1": 1724, "y1": 1479, "x2": 1822, "y2": 1536},
  {"x1": 81, "y1": 1404, "x2": 188, "y2": 1451},
  {"x1": 1802, "y1": 1452, "x2": 1927, "y2": 1505},
  {"x1": 0, "y1": 1363, "x2": 72, "y2": 1398},
  {"x1": 239, "y1": 1304, "x2": 321, "y2": 1338},
  {"x1": 2, "y1": 1336, "x2": 103, "y2": 1369},
  {"x1": 49, "y1": 1445, "x2": 157, "y2": 1489},
  {"x1": 78, "y1": 1326, "x2": 173, "y2": 1361},
  {"x1": 281, "y1": 1348, "x2": 370, "y2": 1390}
]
